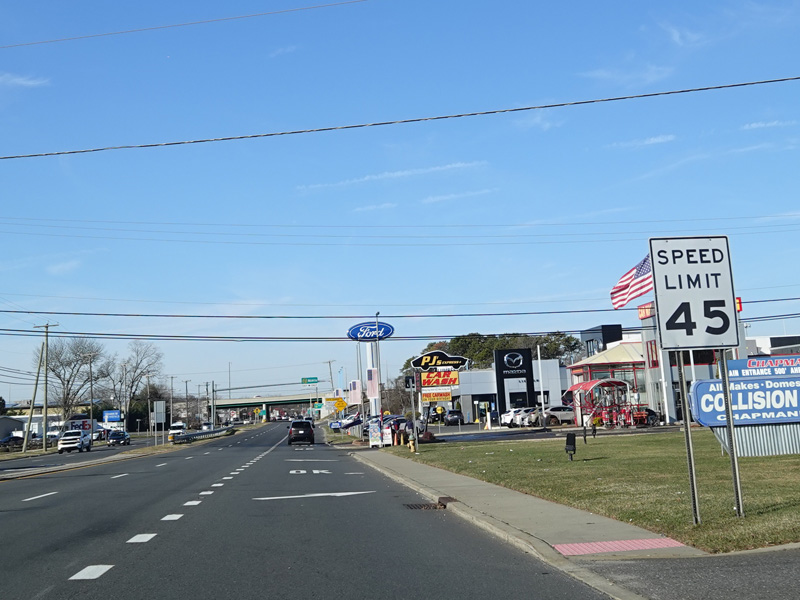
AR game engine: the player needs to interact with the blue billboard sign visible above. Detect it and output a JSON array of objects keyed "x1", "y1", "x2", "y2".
[
  {"x1": 690, "y1": 378, "x2": 800, "y2": 427},
  {"x1": 347, "y1": 321, "x2": 394, "y2": 341},
  {"x1": 103, "y1": 409, "x2": 121, "y2": 422}
]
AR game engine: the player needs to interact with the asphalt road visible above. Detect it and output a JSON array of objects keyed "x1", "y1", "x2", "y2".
[{"x1": 2, "y1": 423, "x2": 609, "y2": 599}]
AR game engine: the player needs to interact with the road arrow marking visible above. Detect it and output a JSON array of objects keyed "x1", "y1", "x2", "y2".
[{"x1": 253, "y1": 491, "x2": 375, "y2": 501}]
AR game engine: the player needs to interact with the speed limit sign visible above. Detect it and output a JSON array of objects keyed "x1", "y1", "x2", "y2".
[{"x1": 649, "y1": 236, "x2": 739, "y2": 350}]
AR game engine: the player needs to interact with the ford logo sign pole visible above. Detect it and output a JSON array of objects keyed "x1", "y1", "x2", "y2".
[{"x1": 375, "y1": 312, "x2": 382, "y2": 435}]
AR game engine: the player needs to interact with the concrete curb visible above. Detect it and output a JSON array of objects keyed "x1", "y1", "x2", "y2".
[{"x1": 350, "y1": 451, "x2": 649, "y2": 600}]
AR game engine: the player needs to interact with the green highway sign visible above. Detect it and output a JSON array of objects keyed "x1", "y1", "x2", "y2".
[{"x1": 301, "y1": 377, "x2": 319, "y2": 384}]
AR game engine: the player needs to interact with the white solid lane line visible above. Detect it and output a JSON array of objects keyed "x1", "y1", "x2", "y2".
[
  {"x1": 70, "y1": 565, "x2": 113, "y2": 580},
  {"x1": 111, "y1": 474, "x2": 128, "y2": 479},
  {"x1": 127, "y1": 534, "x2": 157, "y2": 543},
  {"x1": 22, "y1": 492, "x2": 58, "y2": 502},
  {"x1": 161, "y1": 514, "x2": 183, "y2": 521}
]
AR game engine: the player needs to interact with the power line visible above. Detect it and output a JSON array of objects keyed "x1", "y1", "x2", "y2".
[
  {"x1": 0, "y1": 1, "x2": 369, "y2": 50},
  {"x1": 0, "y1": 296, "x2": 796, "y2": 321},
  {"x1": 2, "y1": 76, "x2": 798, "y2": 161}
]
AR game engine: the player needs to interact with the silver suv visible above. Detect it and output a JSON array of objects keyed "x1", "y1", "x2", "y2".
[{"x1": 57, "y1": 430, "x2": 92, "y2": 454}]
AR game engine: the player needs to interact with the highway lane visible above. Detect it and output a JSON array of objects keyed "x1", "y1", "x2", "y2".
[{"x1": 3, "y1": 424, "x2": 609, "y2": 599}]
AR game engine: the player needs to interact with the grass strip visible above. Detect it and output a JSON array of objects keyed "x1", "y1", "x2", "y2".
[{"x1": 386, "y1": 428, "x2": 800, "y2": 553}]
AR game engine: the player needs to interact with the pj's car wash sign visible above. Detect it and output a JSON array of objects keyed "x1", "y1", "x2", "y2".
[{"x1": 690, "y1": 356, "x2": 800, "y2": 427}]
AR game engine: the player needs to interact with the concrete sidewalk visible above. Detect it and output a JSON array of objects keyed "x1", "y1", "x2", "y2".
[{"x1": 351, "y1": 448, "x2": 706, "y2": 600}]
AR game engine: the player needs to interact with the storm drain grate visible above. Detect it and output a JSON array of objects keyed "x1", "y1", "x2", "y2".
[
  {"x1": 404, "y1": 503, "x2": 444, "y2": 510},
  {"x1": 404, "y1": 497, "x2": 456, "y2": 510}
]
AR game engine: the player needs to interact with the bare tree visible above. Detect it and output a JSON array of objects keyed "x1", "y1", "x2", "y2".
[
  {"x1": 106, "y1": 341, "x2": 164, "y2": 416},
  {"x1": 34, "y1": 338, "x2": 106, "y2": 419}
]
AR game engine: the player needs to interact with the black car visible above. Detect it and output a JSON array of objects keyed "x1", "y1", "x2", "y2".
[
  {"x1": 443, "y1": 409, "x2": 464, "y2": 426},
  {"x1": 287, "y1": 420, "x2": 314, "y2": 445},
  {"x1": 107, "y1": 430, "x2": 131, "y2": 446},
  {"x1": 0, "y1": 434, "x2": 24, "y2": 448}
]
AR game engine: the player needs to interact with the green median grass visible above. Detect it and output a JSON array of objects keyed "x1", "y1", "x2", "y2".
[{"x1": 386, "y1": 428, "x2": 800, "y2": 553}]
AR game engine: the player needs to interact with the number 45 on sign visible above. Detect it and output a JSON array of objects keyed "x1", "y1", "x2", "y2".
[{"x1": 649, "y1": 236, "x2": 740, "y2": 351}]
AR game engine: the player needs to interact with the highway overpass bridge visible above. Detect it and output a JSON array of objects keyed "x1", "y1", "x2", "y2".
[{"x1": 215, "y1": 393, "x2": 333, "y2": 419}]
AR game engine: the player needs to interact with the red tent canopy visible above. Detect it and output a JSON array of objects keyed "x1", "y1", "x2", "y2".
[{"x1": 567, "y1": 379, "x2": 629, "y2": 393}]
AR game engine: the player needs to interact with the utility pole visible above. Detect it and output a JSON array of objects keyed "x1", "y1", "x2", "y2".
[
  {"x1": 34, "y1": 323, "x2": 58, "y2": 451},
  {"x1": 170, "y1": 376, "x2": 175, "y2": 426},
  {"x1": 205, "y1": 382, "x2": 209, "y2": 422},
  {"x1": 325, "y1": 360, "x2": 336, "y2": 394},
  {"x1": 183, "y1": 380, "x2": 191, "y2": 424},
  {"x1": 81, "y1": 352, "x2": 99, "y2": 437}
]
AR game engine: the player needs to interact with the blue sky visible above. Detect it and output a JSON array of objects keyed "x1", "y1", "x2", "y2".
[{"x1": 1, "y1": 1, "x2": 799, "y2": 403}]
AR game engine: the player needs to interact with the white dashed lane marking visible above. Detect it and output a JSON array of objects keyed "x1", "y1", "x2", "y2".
[
  {"x1": 156, "y1": 463, "x2": 167, "y2": 467},
  {"x1": 127, "y1": 534, "x2": 157, "y2": 543},
  {"x1": 200, "y1": 491, "x2": 214, "y2": 495},
  {"x1": 111, "y1": 474, "x2": 128, "y2": 479},
  {"x1": 161, "y1": 514, "x2": 183, "y2": 521},
  {"x1": 184, "y1": 500, "x2": 202, "y2": 506},
  {"x1": 212, "y1": 483, "x2": 224, "y2": 487},
  {"x1": 223, "y1": 477, "x2": 233, "y2": 480},
  {"x1": 22, "y1": 492, "x2": 58, "y2": 502},
  {"x1": 70, "y1": 565, "x2": 113, "y2": 580},
  {"x1": 185, "y1": 457, "x2": 194, "y2": 460}
]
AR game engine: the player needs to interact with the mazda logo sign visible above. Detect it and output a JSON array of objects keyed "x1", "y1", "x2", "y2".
[{"x1": 504, "y1": 352, "x2": 524, "y2": 369}]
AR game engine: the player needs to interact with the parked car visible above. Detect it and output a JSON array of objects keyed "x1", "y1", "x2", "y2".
[
  {"x1": 530, "y1": 405, "x2": 576, "y2": 426},
  {"x1": 201, "y1": 422, "x2": 213, "y2": 431},
  {"x1": 107, "y1": 430, "x2": 131, "y2": 446},
  {"x1": 513, "y1": 407, "x2": 538, "y2": 427},
  {"x1": 57, "y1": 430, "x2": 92, "y2": 454},
  {"x1": 287, "y1": 420, "x2": 314, "y2": 445},
  {"x1": 0, "y1": 434, "x2": 24, "y2": 448},
  {"x1": 501, "y1": 408, "x2": 522, "y2": 427},
  {"x1": 444, "y1": 409, "x2": 464, "y2": 426}
]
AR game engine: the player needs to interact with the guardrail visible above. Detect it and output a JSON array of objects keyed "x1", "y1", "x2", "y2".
[{"x1": 170, "y1": 427, "x2": 235, "y2": 444}]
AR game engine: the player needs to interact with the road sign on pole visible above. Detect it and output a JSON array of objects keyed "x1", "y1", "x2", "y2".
[
  {"x1": 649, "y1": 236, "x2": 739, "y2": 350},
  {"x1": 301, "y1": 377, "x2": 318, "y2": 384}
]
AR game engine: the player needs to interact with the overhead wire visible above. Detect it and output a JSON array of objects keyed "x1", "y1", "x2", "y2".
[
  {"x1": 2, "y1": 76, "x2": 798, "y2": 161},
  {"x1": 0, "y1": 1, "x2": 370, "y2": 49}
]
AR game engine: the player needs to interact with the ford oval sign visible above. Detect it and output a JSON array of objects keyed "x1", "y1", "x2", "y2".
[{"x1": 347, "y1": 321, "x2": 394, "y2": 341}]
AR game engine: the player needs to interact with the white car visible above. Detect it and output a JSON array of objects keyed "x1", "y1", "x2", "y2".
[
  {"x1": 513, "y1": 407, "x2": 538, "y2": 427},
  {"x1": 501, "y1": 409, "x2": 522, "y2": 427},
  {"x1": 539, "y1": 405, "x2": 576, "y2": 425},
  {"x1": 57, "y1": 430, "x2": 92, "y2": 454}
]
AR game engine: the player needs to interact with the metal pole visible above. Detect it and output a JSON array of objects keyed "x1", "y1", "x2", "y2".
[
  {"x1": 676, "y1": 351, "x2": 701, "y2": 525},
  {"x1": 538, "y1": 345, "x2": 547, "y2": 431},
  {"x1": 228, "y1": 362, "x2": 232, "y2": 400},
  {"x1": 375, "y1": 312, "x2": 382, "y2": 422},
  {"x1": 719, "y1": 349, "x2": 745, "y2": 517},
  {"x1": 146, "y1": 374, "x2": 152, "y2": 445},
  {"x1": 184, "y1": 380, "x2": 191, "y2": 423},
  {"x1": 170, "y1": 376, "x2": 175, "y2": 426}
]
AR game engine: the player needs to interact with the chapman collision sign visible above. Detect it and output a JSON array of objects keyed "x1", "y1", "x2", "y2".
[{"x1": 689, "y1": 356, "x2": 800, "y2": 426}]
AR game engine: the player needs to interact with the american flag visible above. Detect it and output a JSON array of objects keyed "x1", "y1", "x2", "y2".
[{"x1": 610, "y1": 255, "x2": 654, "y2": 309}]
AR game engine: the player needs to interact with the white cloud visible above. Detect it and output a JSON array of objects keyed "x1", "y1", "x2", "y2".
[
  {"x1": 581, "y1": 64, "x2": 673, "y2": 87},
  {"x1": 741, "y1": 120, "x2": 797, "y2": 130},
  {"x1": 299, "y1": 161, "x2": 486, "y2": 190},
  {"x1": 421, "y1": 189, "x2": 495, "y2": 204},
  {"x1": 0, "y1": 72, "x2": 48, "y2": 87},
  {"x1": 46, "y1": 260, "x2": 80, "y2": 275},
  {"x1": 609, "y1": 134, "x2": 676, "y2": 149},
  {"x1": 269, "y1": 45, "x2": 298, "y2": 59},
  {"x1": 660, "y1": 23, "x2": 706, "y2": 47},
  {"x1": 513, "y1": 111, "x2": 562, "y2": 131},
  {"x1": 353, "y1": 202, "x2": 396, "y2": 212}
]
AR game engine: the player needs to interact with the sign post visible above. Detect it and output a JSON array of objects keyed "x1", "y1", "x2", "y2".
[{"x1": 650, "y1": 235, "x2": 743, "y2": 520}]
